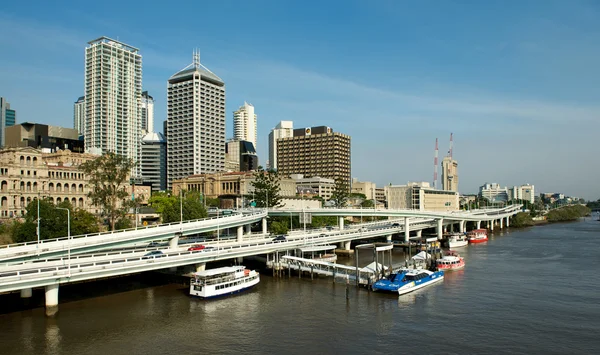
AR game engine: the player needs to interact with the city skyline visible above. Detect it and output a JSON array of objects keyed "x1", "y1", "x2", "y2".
[{"x1": 0, "y1": 1, "x2": 598, "y2": 199}]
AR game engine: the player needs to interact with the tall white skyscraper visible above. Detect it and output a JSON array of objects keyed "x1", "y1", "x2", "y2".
[
  {"x1": 166, "y1": 51, "x2": 225, "y2": 189},
  {"x1": 141, "y1": 91, "x2": 154, "y2": 134},
  {"x1": 268, "y1": 120, "x2": 293, "y2": 170},
  {"x1": 233, "y1": 102, "x2": 257, "y2": 150},
  {"x1": 84, "y1": 37, "x2": 142, "y2": 176},
  {"x1": 73, "y1": 96, "x2": 85, "y2": 136}
]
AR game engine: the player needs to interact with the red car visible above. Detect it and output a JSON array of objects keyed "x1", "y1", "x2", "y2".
[{"x1": 188, "y1": 244, "x2": 206, "y2": 251}]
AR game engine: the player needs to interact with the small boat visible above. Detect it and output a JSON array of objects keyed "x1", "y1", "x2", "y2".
[
  {"x1": 436, "y1": 251, "x2": 465, "y2": 271},
  {"x1": 467, "y1": 229, "x2": 488, "y2": 243},
  {"x1": 190, "y1": 266, "x2": 260, "y2": 298},
  {"x1": 372, "y1": 269, "x2": 444, "y2": 295},
  {"x1": 448, "y1": 233, "x2": 468, "y2": 248}
]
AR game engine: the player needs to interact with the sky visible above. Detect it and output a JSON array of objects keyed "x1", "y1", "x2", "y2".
[{"x1": 0, "y1": 0, "x2": 599, "y2": 200}]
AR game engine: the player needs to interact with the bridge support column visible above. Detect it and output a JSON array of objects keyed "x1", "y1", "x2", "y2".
[
  {"x1": 499, "y1": 218, "x2": 503, "y2": 229},
  {"x1": 506, "y1": 216, "x2": 510, "y2": 227},
  {"x1": 338, "y1": 217, "x2": 344, "y2": 230},
  {"x1": 245, "y1": 224, "x2": 251, "y2": 234},
  {"x1": 449, "y1": 223, "x2": 454, "y2": 233},
  {"x1": 262, "y1": 218, "x2": 267, "y2": 235},
  {"x1": 386, "y1": 235, "x2": 392, "y2": 243},
  {"x1": 477, "y1": 221, "x2": 481, "y2": 229},
  {"x1": 416, "y1": 230, "x2": 422, "y2": 237},
  {"x1": 404, "y1": 217, "x2": 410, "y2": 242},
  {"x1": 169, "y1": 235, "x2": 179, "y2": 249},
  {"x1": 237, "y1": 226, "x2": 243, "y2": 242},
  {"x1": 195, "y1": 263, "x2": 206, "y2": 272},
  {"x1": 490, "y1": 220, "x2": 494, "y2": 231},
  {"x1": 344, "y1": 241, "x2": 351, "y2": 250},
  {"x1": 459, "y1": 220, "x2": 465, "y2": 233},
  {"x1": 437, "y1": 219, "x2": 444, "y2": 240},
  {"x1": 45, "y1": 284, "x2": 59, "y2": 317},
  {"x1": 20, "y1": 288, "x2": 32, "y2": 299}
]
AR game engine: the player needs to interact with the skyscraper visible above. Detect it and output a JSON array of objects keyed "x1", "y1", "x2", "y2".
[
  {"x1": 441, "y1": 156, "x2": 459, "y2": 192},
  {"x1": 276, "y1": 126, "x2": 351, "y2": 186},
  {"x1": 233, "y1": 102, "x2": 257, "y2": 150},
  {"x1": 141, "y1": 91, "x2": 154, "y2": 134},
  {"x1": 268, "y1": 120, "x2": 293, "y2": 170},
  {"x1": 141, "y1": 132, "x2": 167, "y2": 191},
  {"x1": 84, "y1": 37, "x2": 142, "y2": 176},
  {"x1": 166, "y1": 51, "x2": 225, "y2": 189},
  {"x1": 0, "y1": 97, "x2": 16, "y2": 147},
  {"x1": 73, "y1": 96, "x2": 85, "y2": 136}
]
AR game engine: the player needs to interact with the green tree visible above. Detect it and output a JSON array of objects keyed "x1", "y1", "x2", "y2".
[
  {"x1": 270, "y1": 220, "x2": 289, "y2": 235},
  {"x1": 148, "y1": 191, "x2": 175, "y2": 214},
  {"x1": 114, "y1": 217, "x2": 132, "y2": 230},
  {"x1": 206, "y1": 197, "x2": 220, "y2": 208},
  {"x1": 161, "y1": 191, "x2": 208, "y2": 223},
  {"x1": 12, "y1": 200, "x2": 99, "y2": 243},
  {"x1": 310, "y1": 216, "x2": 338, "y2": 228},
  {"x1": 79, "y1": 152, "x2": 136, "y2": 231},
  {"x1": 361, "y1": 199, "x2": 375, "y2": 208},
  {"x1": 251, "y1": 166, "x2": 282, "y2": 208},
  {"x1": 329, "y1": 179, "x2": 349, "y2": 208}
]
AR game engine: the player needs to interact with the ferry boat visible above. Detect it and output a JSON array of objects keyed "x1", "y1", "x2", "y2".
[
  {"x1": 372, "y1": 269, "x2": 444, "y2": 295},
  {"x1": 467, "y1": 229, "x2": 488, "y2": 243},
  {"x1": 436, "y1": 251, "x2": 465, "y2": 271},
  {"x1": 448, "y1": 233, "x2": 468, "y2": 248},
  {"x1": 190, "y1": 266, "x2": 260, "y2": 298}
]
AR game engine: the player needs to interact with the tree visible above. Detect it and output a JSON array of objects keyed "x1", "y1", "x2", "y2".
[
  {"x1": 79, "y1": 152, "x2": 136, "y2": 231},
  {"x1": 251, "y1": 166, "x2": 282, "y2": 208},
  {"x1": 270, "y1": 220, "x2": 289, "y2": 235},
  {"x1": 329, "y1": 179, "x2": 349, "y2": 208},
  {"x1": 148, "y1": 191, "x2": 174, "y2": 214},
  {"x1": 361, "y1": 199, "x2": 375, "y2": 208},
  {"x1": 12, "y1": 199, "x2": 99, "y2": 243},
  {"x1": 206, "y1": 197, "x2": 220, "y2": 208},
  {"x1": 161, "y1": 191, "x2": 208, "y2": 223}
]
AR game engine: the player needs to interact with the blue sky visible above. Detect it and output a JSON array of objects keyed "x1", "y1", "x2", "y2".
[{"x1": 1, "y1": 0, "x2": 599, "y2": 199}]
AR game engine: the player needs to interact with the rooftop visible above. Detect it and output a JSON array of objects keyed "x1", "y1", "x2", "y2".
[{"x1": 169, "y1": 52, "x2": 223, "y2": 86}]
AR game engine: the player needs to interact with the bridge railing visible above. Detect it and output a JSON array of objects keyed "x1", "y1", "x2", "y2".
[{"x1": 0, "y1": 211, "x2": 266, "y2": 250}]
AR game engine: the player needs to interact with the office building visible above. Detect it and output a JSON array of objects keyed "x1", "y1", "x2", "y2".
[
  {"x1": 290, "y1": 174, "x2": 335, "y2": 199},
  {"x1": 84, "y1": 37, "x2": 143, "y2": 176},
  {"x1": 385, "y1": 182, "x2": 459, "y2": 211},
  {"x1": 276, "y1": 126, "x2": 351, "y2": 187},
  {"x1": 441, "y1": 156, "x2": 459, "y2": 192},
  {"x1": 73, "y1": 96, "x2": 85, "y2": 136},
  {"x1": 166, "y1": 51, "x2": 226, "y2": 189},
  {"x1": 351, "y1": 178, "x2": 377, "y2": 200},
  {"x1": 1, "y1": 97, "x2": 16, "y2": 147},
  {"x1": 479, "y1": 183, "x2": 509, "y2": 202},
  {"x1": 268, "y1": 121, "x2": 293, "y2": 170},
  {"x1": 5, "y1": 122, "x2": 84, "y2": 153},
  {"x1": 225, "y1": 139, "x2": 258, "y2": 172},
  {"x1": 233, "y1": 102, "x2": 257, "y2": 151},
  {"x1": 508, "y1": 184, "x2": 535, "y2": 204},
  {"x1": 141, "y1": 91, "x2": 154, "y2": 134},
  {"x1": 141, "y1": 132, "x2": 167, "y2": 191}
]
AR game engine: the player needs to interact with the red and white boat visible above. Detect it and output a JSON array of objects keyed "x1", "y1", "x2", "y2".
[
  {"x1": 467, "y1": 229, "x2": 488, "y2": 243},
  {"x1": 436, "y1": 251, "x2": 465, "y2": 271}
]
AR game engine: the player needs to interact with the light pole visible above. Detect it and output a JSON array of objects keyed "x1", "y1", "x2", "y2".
[
  {"x1": 179, "y1": 188, "x2": 183, "y2": 225},
  {"x1": 56, "y1": 207, "x2": 71, "y2": 277},
  {"x1": 135, "y1": 207, "x2": 139, "y2": 229}
]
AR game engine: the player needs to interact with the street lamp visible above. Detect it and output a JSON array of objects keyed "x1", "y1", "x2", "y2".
[{"x1": 56, "y1": 207, "x2": 71, "y2": 277}]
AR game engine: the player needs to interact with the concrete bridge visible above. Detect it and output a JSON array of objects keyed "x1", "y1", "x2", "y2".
[{"x1": 0, "y1": 205, "x2": 520, "y2": 315}]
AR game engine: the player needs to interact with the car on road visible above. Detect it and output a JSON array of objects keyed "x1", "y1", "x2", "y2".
[
  {"x1": 272, "y1": 235, "x2": 287, "y2": 242},
  {"x1": 142, "y1": 250, "x2": 165, "y2": 259},
  {"x1": 319, "y1": 233, "x2": 327, "y2": 238},
  {"x1": 147, "y1": 241, "x2": 161, "y2": 247},
  {"x1": 391, "y1": 223, "x2": 400, "y2": 227},
  {"x1": 326, "y1": 226, "x2": 334, "y2": 231},
  {"x1": 188, "y1": 244, "x2": 206, "y2": 251}
]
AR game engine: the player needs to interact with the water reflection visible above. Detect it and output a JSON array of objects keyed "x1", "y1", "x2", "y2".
[
  {"x1": 45, "y1": 319, "x2": 61, "y2": 354},
  {"x1": 20, "y1": 313, "x2": 34, "y2": 353}
]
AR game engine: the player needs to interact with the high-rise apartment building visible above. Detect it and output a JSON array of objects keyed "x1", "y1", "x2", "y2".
[
  {"x1": 84, "y1": 37, "x2": 142, "y2": 176},
  {"x1": 141, "y1": 91, "x2": 154, "y2": 134},
  {"x1": 233, "y1": 102, "x2": 257, "y2": 150},
  {"x1": 0, "y1": 97, "x2": 16, "y2": 147},
  {"x1": 508, "y1": 184, "x2": 535, "y2": 204},
  {"x1": 441, "y1": 156, "x2": 459, "y2": 192},
  {"x1": 73, "y1": 96, "x2": 85, "y2": 136},
  {"x1": 166, "y1": 52, "x2": 225, "y2": 189},
  {"x1": 141, "y1": 132, "x2": 167, "y2": 191},
  {"x1": 276, "y1": 126, "x2": 351, "y2": 187},
  {"x1": 268, "y1": 120, "x2": 293, "y2": 170}
]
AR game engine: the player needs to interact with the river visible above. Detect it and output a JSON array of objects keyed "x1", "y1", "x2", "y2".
[{"x1": 0, "y1": 219, "x2": 599, "y2": 354}]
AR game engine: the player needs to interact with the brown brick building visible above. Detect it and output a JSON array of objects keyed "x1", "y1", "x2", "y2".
[{"x1": 276, "y1": 126, "x2": 351, "y2": 187}]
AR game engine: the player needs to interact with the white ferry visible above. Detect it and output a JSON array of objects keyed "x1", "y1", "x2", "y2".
[
  {"x1": 190, "y1": 266, "x2": 260, "y2": 298},
  {"x1": 448, "y1": 233, "x2": 468, "y2": 248}
]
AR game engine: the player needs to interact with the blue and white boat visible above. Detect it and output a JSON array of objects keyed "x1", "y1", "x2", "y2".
[{"x1": 372, "y1": 269, "x2": 444, "y2": 295}]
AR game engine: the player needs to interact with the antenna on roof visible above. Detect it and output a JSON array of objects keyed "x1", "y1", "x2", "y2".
[
  {"x1": 433, "y1": 138, "x2": 439, "y2": 189},
  {"x1": 193, "y1": 48, "x2": 200, "y2": 68}
]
